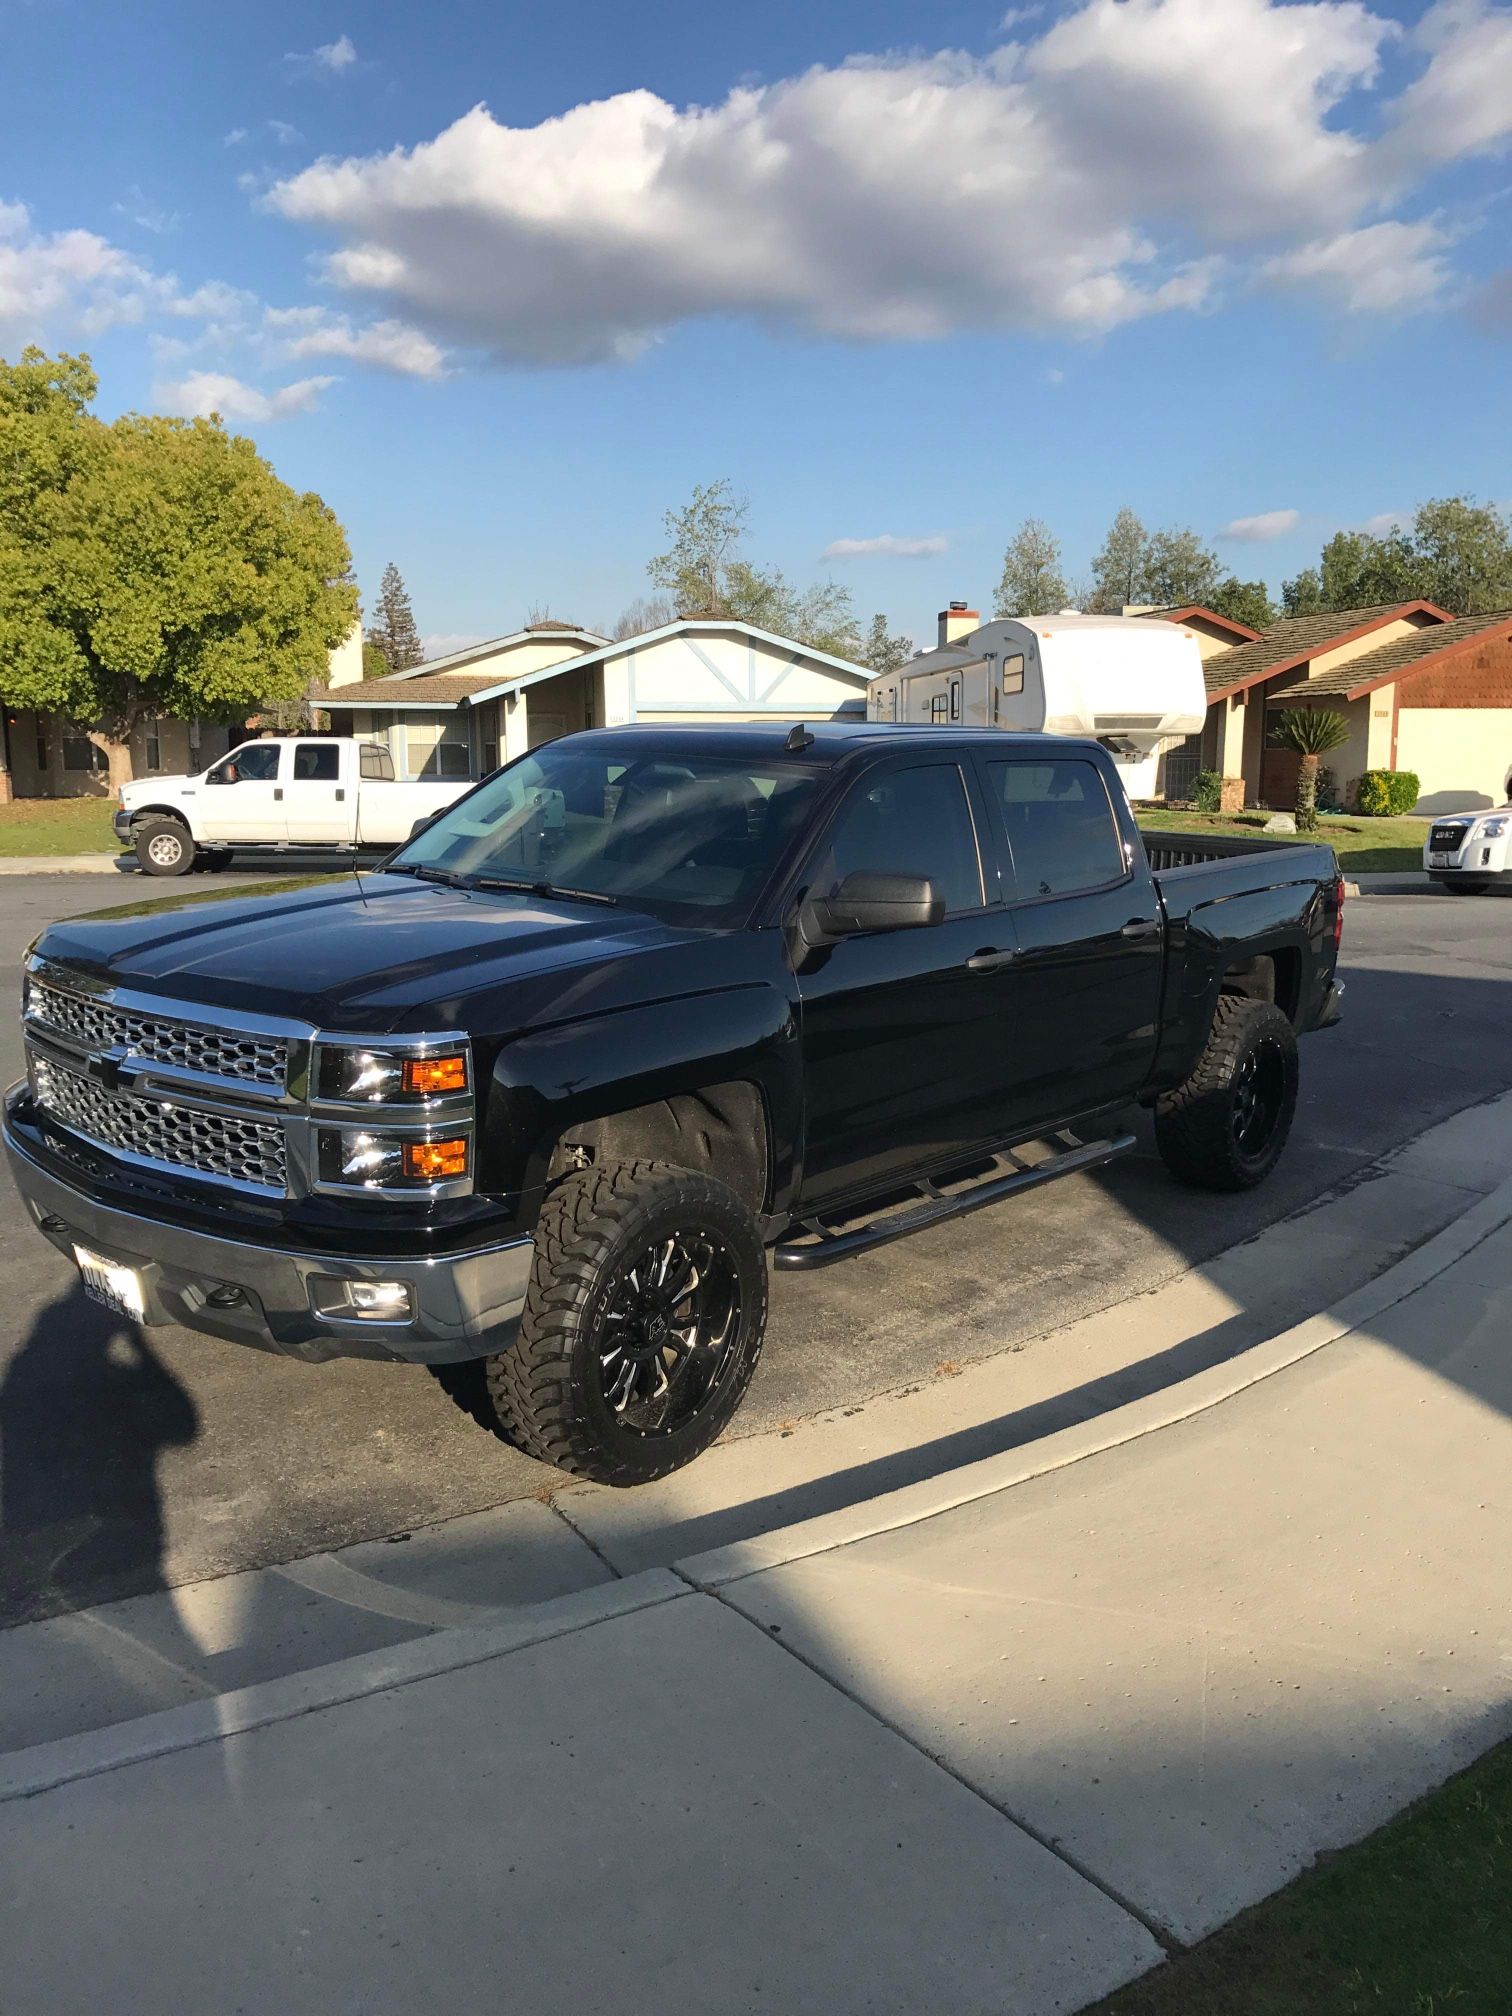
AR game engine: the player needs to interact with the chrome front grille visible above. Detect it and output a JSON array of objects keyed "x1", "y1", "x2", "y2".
[
  {"x1": 1429, "y1": 824, "x2": 1468, "y2": 852},
  {"x1": 32, "y1": 1054, "x2": 288, "y2": 1193},
  {"x1": 27, "y1": 979, "x2": 287, "y2": 1089}
]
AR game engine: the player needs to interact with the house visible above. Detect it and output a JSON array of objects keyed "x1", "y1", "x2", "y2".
[
  {"x1": 308, "y1": 617, "x2": 871, "y2": 776},
  {"x1": 1144, "y1": 599, "x2": 1512, "y2": 812},
  {"x1": 1126, "y1": 605, "x2": 1264, "y2": 801}
]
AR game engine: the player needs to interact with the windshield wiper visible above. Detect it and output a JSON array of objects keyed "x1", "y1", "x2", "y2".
[
  {"x1": 386, "y1": 862, "x2": 468, "y2": 887},
  {"x1": 467, "y1": 876, "x2": 620, "y2": 907}
]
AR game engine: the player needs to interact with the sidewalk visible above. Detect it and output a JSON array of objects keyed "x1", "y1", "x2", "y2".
[{"x1": 2, "y1": 1173, "x2": 1508, "y2": 2009}]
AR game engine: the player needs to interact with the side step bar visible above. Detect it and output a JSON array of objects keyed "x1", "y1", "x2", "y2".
[{"x1": 772, "y1": 1133, "x2": 1136, "y2": 1272}]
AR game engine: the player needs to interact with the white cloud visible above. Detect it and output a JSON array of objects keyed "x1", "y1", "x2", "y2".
[
  {"x1": 1261, "y1": 219, "x2": 1455, "y2": 314},
  {"x1": 821, "y1": 533, "x2": 949, "y2": 559},
  {"x1": 1382, "y1": 0, "x2": 1512, "y2": 173},
  {"x1": 0, "y1": 206, "x2": 162, "y2": 342},
  {"x1": 158, "y1": 370, "x2": 335, "y2": 422},
  {"x1": 113, "y1": 187, "x2": 179, "y2": 234},
  {"x1": 268, "y1": 120, "x2": 303, "y2": 147},
  {"x1": 1362, "y1": 509, "x2": 1409, "y2": 535},
  {"x1": 281, "y1": 313, "x2": 447, "y2": 377},
  {"x1": 1220, "y1": 508, "x2": 1301, "y2": 541},
  {"x1": 223, "y1": 128, "x2": 248, "y2": 147},
  {"x1": 286, "y1": 34, "x2": 356, "y2": 78},
  {"x1": 265, "y1": 0, "x2": 1505, "y2": 368}
]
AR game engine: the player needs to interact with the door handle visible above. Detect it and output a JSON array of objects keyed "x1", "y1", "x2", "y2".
[
  {"x1": 273, "y1": 787, "x2": 283, "y2": 801},
  {"x1": 965, "y1": 948, "x2": 1017, "y2": 973},
  {"x1": 1120, "y1": 918, "x2": 1160, "y2": 940},
  {"x1": 335, "y1": 788, "x2": 345, "y2": 802}
]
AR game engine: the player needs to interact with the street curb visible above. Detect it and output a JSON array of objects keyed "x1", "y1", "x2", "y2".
[
  {"x1": 0, "y1": 856, "x2": 129, "y2": 875},
  {"x1": 0, "y1": 1567, "x2": 686, "y2": 1806},
  {"x1": 675, "y1": 1171, "x2": 1512, "y2": 1592}
]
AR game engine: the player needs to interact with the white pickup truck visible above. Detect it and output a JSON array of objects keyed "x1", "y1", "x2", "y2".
[{"x1": 115, "y1": 736, "x2": 472, "y2": 876}]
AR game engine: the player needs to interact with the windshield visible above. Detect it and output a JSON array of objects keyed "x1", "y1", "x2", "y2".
[{"x1": 387, "y1": 739, "x2": 823, "y2": 925}]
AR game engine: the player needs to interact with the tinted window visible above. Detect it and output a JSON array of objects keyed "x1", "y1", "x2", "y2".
[
  {"x1": 226, "y1": 743, "x2": 280, "y2": 783},
  {"x1": 393, "y1": 741, "x2": 822, "y2": 926},
  {"x1": 991, "y1": 759, "x2": 1126, "y2": 898},
  {"x1": 812, "y1": 763, "x2": 982, "y2": 914},
  {"x1": 293, "y1": 743, "x2": 340, "y2": 781},
  {"x1": 359, "y1": 744, "x2": 395, "y2": 780}
]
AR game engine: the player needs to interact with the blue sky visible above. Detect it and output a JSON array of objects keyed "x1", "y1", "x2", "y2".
[{"x1": 3, "y1": 0, "x2": 1509, "y2": 650}]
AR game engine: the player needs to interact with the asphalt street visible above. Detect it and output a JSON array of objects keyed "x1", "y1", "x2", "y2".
[{"x1": 1, "y1": 870, "x2": 1509, "y2": 1626}]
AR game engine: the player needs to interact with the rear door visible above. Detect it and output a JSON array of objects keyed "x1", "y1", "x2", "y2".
[
  {"x1": 283, "y1": 741, "x2": 352, "y2": 844},
  {"x1": 793, "y1": 755, "x2": 1023, "y2": 1207},
  {"x1": 975, "y1": 750, "x2": 1163, "y2": 1129}
]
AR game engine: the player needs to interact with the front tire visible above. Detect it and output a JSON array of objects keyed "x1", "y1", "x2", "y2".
[
  {"x1": 486, "y1": 1159, "x2": 768, "y2": 1486},
  {"x1": 1155, "y1": 996, "x2": 1299, "y2": 1192},
  {"x1": 135, "y1": 819, "x2": 196, "y2": 877}
]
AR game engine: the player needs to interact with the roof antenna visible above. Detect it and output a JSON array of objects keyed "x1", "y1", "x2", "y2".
[{"x1": 784, "y1": 723, "x2": 815, "y2": 753}]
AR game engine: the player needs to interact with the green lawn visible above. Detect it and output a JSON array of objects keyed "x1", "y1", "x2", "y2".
[
  {"x1": 0, "y1": 796, "x2": 120, "y2": 855},
  {"x1": 1138, "y1": 807, "x2": 1426, "y2": 874},
  {"x1": 1090, "y1": 1739, "x2": 1512, "y2": 2016}
]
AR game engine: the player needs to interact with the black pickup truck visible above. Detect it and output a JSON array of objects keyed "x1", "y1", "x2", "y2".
[{"x1": 5, "y1": 725, "x2": 1344, "y2": 1485}]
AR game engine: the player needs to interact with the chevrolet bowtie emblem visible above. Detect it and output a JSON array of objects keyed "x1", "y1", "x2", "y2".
[{"x1": 84, "y1": 1046, "x2": 134, "y2": 1092}]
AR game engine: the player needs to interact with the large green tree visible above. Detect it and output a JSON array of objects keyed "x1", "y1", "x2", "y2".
[
  {"x1": 994, "y1": 517, "x2": 1068, "y2": 616},
  {"x1": 367, "y1": 560, "x2": 424, "y2": 671},
  {"x1": 1285, "y1": 498, "x2": 1512, "y2": 617},
  {"x1": 860, "y1": 612, "x2": 913, "y2": 675},
  {"x1": 0, "y1": 347, "x2": 355, "y2": 785},
  {"x1": 1088, "y1": 506, "x2": 1148, "y2": 612},
  {"x1": 1140, "y1": 526, "x2": 1223, "y2": 608},
  {"x1": 1209, "y1": 577, "x2": 1276, "y2": 632},
  {"x1": 647, "y1": 480, "x2": 861, "y2": 657}
]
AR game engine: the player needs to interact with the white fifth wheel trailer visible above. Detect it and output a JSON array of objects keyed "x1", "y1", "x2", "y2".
[{"x1": 866, "y1": 611, "x2": 1207, "y2": 801}]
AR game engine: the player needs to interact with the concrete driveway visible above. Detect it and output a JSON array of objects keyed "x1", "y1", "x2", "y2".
[{"x1": 1, "y1": 873, "x2": 1509, "y2": 1629}]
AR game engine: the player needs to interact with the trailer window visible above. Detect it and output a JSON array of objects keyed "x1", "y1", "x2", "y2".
[
  {"x1": 929, "y1": 694, "x2": 948, "y2": 723},
  {"x1": 949, "y1": 680, "x2": 960, "y2": 721},
  {"x1": 1002, "y1": 654, "x2": 1025, "y2": 695},
  {"x1": 991, "y1": 759, "x2": 1126, "y2": 898}
]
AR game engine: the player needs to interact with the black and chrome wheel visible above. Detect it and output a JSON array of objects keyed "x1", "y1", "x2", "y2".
[
  {"x1": 486, "y1": 1159, "x2": 768, "y2": 1485},
  {"x1": 1155, "y1": 995, "x2": 1299, "y2": 1192}
]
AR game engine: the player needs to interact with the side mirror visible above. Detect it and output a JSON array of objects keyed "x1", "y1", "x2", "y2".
[
  {"x1": 809, "y1": 870, "x2": 943, "y2": 938},
  {"x1": 207, "y1": 769, "x2": 230, "y2": 786}
]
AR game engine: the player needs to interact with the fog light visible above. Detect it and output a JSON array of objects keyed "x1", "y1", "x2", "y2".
[{"x1": 310, "y1": 1276, "x2": 415, "y2": 1323}]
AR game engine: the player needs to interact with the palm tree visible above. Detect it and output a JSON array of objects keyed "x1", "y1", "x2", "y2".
[{"x1": 1272, "y1": 709, "x2": 1350, "y2": 832}]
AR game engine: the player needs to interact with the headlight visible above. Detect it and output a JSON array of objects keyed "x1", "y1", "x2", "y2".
[
  {"x1": 318, "y1": 1128, "x2": 471, "y2": 1191},
  {"x1": 1480, "y1": 817, "x2": 1507, "y2": 838},
  {"x1": 316, "y1": 1040, "x2": 470, "y2": 1104}
]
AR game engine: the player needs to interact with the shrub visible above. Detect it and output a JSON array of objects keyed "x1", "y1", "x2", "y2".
[
  {"x1": 1356, "y1": 769, "x2": 1421, "y2": 816},
  {"x1": 1193, "y1": 770, "x2": 1223, "y2": 813}
]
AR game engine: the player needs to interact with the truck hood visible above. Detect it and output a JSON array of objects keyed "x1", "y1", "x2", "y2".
[{"x1": 33, "y1": 872, "x2": 718, "y2": 1035}]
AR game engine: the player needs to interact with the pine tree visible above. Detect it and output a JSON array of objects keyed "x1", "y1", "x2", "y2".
[
  {"x1": 994, "y1": 519, "x2": 1068, "y2": 617},
  {"x1": 368, "y1": 561, "x2": 425, "y2": 671},
  {"x1": 1089, "y1": 507, "x2": 1148, "y2": 612}
]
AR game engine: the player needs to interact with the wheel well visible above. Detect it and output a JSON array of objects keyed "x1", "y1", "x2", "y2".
[
  {"x1": 1220, "y1": 949, "x2": 1300, "y2": 1023},
  {"x1": 130, "y1": 807, "x2": 191, "y2": 829},
  {"x1": 548, "y1": 1081, "x2": 770, "y2": 1216}
]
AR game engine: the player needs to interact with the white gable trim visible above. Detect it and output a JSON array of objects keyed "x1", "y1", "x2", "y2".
[
  {"x1": 464, "y1": 619, "x2": 868, "y2": 707},
  {"x1": 388, "y1": 626, "x2": 608, "y2": 679}
]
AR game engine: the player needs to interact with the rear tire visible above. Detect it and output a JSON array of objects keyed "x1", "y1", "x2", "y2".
[
  {"x1": 1155, "y1": 996, "x2": 1298, "y2": 1192},
  {"x1": 135, "y1": 819, "x2": 196, "y2": 877},
  {"x1": 1443, "y1": 880, "x2": 1488, "y2": 896},
  {"x1": 486, "y1": 1159, "x2": 768, "y2": 1486}
]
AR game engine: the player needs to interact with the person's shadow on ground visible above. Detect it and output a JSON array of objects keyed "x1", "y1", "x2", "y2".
[{"x1": 0, "y1": 1286, "x2": 199, "y2": 1624}]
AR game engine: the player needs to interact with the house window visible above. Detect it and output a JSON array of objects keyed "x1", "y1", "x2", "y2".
[
  {"x1": 483, "y1": 741, "x2": 499, "y2": 774},
  {"x1": 35, "y1": 719, "x2": 48, "y2": 773},
  {"x1": 145, "y1": 719, "x2": 163, "y2": 771},
  {"x1": 62, "y1": 729, "x2": 106, "y2": 774},
  {"x1": 1002, "y1": 653, "x2": 1025, "y2": 695},
  {"x1": 929, "y1": 694, "x2": 949, "y2": 722}
]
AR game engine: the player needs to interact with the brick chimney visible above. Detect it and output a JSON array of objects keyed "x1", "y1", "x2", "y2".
[{"x1": 938, "y1": 600, "x2": 978, "y2": 647}]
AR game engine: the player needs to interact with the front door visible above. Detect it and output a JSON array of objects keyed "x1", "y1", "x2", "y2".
[
  {"x1": 206, "y1": 741, "x2": 286, "y2": 841},
  {"x1": 794, "y1": 757, "x2": 1021, "y2": 1208},
  {"x1": 976, "y1": 751, "x2": 1163, "y2": 1130}
]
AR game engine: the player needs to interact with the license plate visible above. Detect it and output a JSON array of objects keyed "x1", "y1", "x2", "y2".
[
  {"x1": 73, "y1": 1244, "x2": 146, "y2": 1321},
  {"x1": 1430, "y1": 852, "x2": 1453, "y2": 868}
]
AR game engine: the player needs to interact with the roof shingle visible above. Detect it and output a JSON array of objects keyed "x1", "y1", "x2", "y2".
[
  {"x1": 1267, "y1": 609, "x2": 1512, "y2": 699},
  {"x1": 310, "y1": 671, "x2": 499, "y2": 709},
  {"x1": 1201, "y1": 603, "x2": 1448, "y2": 699}
]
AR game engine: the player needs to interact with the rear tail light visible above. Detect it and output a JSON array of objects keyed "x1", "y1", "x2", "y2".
[{"x1": 1333, "y1": 875, "x2": 1345, "y2": 948}]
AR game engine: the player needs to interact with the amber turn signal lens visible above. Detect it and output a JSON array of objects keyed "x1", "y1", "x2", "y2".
[
  {"x1": 403, "y1": 1054, "x2": 467, "y2": 1096},
  {"x1": 403, "y1": 1137, "x2": 469, "y2": 1181}
]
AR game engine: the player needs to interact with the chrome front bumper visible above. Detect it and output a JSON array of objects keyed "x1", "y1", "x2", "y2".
[{"x1": 3, "y1": 1094, "x2": 532, "y2": 1366}]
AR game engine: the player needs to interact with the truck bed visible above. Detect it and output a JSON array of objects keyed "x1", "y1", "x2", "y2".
[{"x1": 1140, "y1": 826, "x2": 1340, "y2": 909}]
